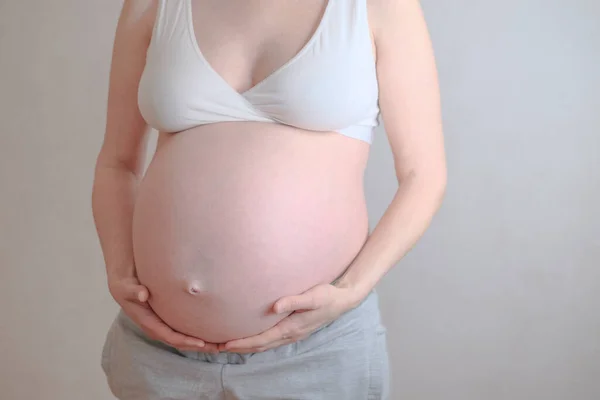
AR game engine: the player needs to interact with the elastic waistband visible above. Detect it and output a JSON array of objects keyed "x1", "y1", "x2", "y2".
[{"x1": 117, "y1": 288, "x2": 382, "y2": 365}]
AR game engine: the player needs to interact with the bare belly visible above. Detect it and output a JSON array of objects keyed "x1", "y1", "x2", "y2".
[{"x1": 132, "y1": 122, "x2": 370, "y2": 343}]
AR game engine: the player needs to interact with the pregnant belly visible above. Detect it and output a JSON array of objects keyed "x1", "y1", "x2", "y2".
[{"x1": 132, "y1": 123, "x2": 370, "y2": 343}]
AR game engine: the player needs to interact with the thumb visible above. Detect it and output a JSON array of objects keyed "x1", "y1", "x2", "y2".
[
  {"x1": 274, "y1": 294, "x2": 318, "y2": 314},
  {"x1": 132, "y1": 285, "x2": 149, "y2": 303}
]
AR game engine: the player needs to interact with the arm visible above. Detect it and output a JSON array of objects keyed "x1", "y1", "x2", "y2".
[
  {"x1": 92, "y1": 0, "x2": 210, "y2": 351},
  {"x1": 335, "y1": 0, "x2": 447, "y2": 303},
  {"x1": 92, "y1": 0, "x2": 152, "y2": 284}
]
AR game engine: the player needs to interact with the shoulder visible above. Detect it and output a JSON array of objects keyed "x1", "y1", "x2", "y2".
[
  {"x1": 117, "y1": 0, "x2": 159, "y2": 39},
  {"x1": 367, "y1": 0, "x2": 424, "y2": 41},
  {"x1": 121, "y1": 0, "x2": 158, "y2": 19}
]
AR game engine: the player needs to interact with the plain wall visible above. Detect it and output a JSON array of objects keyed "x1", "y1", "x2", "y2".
[{"x1": 1, "y1": 0, "x2": 598, "y2": 399}]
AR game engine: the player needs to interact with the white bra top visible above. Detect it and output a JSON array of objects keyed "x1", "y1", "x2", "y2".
[{"x1": 138, "y1": 0, "x2": 380, "y2": 144}]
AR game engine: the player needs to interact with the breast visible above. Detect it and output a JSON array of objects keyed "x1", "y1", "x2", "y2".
[
  {"x1": 132, "y1": 122, "x2": 370, "y2": 343},
  {"x1": 137, "y1": 32, "x2": 380, "y2": 138},
  {"x1": 244, "y1": 48, "x2": 380, "y2": 134}
]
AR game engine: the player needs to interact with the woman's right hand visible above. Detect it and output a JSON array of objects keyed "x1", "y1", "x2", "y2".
[{"x1": 108, "y1": 275, "x2": 221, "y2": 353}]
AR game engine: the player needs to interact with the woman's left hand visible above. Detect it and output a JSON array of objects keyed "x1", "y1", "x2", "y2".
[{"x1": 219, "y1": 283, "x2": 362, "y2": 354}]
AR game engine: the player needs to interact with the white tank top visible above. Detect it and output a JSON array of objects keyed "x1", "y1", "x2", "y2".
[{"x1": 138, "y1": 0, "x2": 380, "y2": 144}]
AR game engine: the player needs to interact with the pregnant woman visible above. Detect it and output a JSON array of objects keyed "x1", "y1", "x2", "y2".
[{"x1": 92, "y1": 0, "x2": 446, "y2": 398}]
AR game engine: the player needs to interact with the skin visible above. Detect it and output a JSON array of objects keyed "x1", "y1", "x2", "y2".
[
  {"x1": 223, "y1": 0, "x2": 447, "y2": 353},
  {"x1": 132, "y1": 126, "x2": 370, "y2": 343},
  {"x1": 92, "y1": 0, "x2": 446, "y2": 354}
]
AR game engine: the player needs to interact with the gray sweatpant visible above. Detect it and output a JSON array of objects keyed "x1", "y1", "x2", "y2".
[{"x1": 100, "y1": 290, "x2": 390, "y2": 399}]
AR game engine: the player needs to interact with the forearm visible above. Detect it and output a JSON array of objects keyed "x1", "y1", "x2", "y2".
[
  {"x1": 91, "y1": 162, "x2": 140, "y2": 282},
  {"x1": 336, "y1": 173, "x2": 446, "y2": 305}
]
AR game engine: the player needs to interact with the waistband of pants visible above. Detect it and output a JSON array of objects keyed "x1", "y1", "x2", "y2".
[{"x1": 117, "y1": 288, "x2": 382, "y2": 364}]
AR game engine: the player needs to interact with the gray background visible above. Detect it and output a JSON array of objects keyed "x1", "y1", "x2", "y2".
[{"x1": 1, "y1": 0, "x2": 598, "y2": 399}]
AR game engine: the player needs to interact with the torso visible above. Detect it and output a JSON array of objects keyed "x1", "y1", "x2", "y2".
[{"x1": 132, "y1": 0, "x2": 378, "y2": 343}]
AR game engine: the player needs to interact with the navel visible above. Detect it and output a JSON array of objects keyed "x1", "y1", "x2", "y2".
[{"x1": 186, "y1": 280, "x2": 204, "y2": 295}]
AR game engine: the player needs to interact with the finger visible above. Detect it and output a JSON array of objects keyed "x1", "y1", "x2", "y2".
[
  {"x1": 136, "y1": 286, "x2": 149, "y2": 302},
  {"x1": 199, "y1": 342, "x2": 221, "y2": 354},
  {"x1": 124, "y1": 284, "x2": 149, "y2": 303},
  {"x1": 232, "y1": 333, "x2": 311, "y2": 353},
  {"x1": 177, "y1": 342, "x2": 220, "y2": 353},
  {"x1": 135, "y1": 304, "x2": 206, "y2": 349},
  {"x1": 176, "y1": 345, "x2": 206, "y2": 352},
  {"x1": 233, "y1": 339, "x2": 289, "y2": 354},
  {"x1": 274, "y1": 294, "x2": 319, "y2": 314},
  {"x1": 224, "y1": 325, "x2": 289, "y2": 351}
]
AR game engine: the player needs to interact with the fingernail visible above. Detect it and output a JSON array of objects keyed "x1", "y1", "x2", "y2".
[{"x1": 185, "y1": 339, "x2": 203, "y2": 347}]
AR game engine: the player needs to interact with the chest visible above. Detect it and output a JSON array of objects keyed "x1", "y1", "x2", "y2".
[
  {"x1": 190, "y1": 0, "x2": 374, "y2": 93},
  {"x1": 139, "y1": 0, "x2": 380, "y2": 140}
]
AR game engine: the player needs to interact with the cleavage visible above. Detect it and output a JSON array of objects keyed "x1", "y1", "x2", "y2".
[{"x1": 190, "y1": 0, "x2": 330, "y2": 94}]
